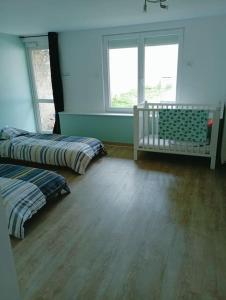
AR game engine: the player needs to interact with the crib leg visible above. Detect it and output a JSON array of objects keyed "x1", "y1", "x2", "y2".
[
  {"x1": 134, "y1": 148, "x2": 138, "y2": 161},
  {"x1": 210, "y1": 155, "x2": 216, "y2": 170}
]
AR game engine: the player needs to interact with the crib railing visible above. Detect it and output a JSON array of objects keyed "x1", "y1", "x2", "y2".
[{"x1": 133, "y1": 101, "x2": 221, "y2": 169}]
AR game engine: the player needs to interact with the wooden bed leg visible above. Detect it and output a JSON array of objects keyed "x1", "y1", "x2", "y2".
[
  {"x1": 134, "y1": 149, "x2": 138, "y2": 161},
  {"x1": 210, "y1": 105, "x2": 220, "y2": 170},
  {"x1": 133, "y1": 105, "x2": 139, "y2": 161},
  {"x1": 210, "y1": 156, "x2": 216, "y2": 170}
]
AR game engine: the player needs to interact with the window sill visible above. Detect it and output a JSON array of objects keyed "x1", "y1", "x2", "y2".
[{"x1": 59, "y1": 112, "x2": 133, "y2": 117}]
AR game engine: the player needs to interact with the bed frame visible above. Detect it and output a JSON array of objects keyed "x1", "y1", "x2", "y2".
[{"x1": 133, "y1": 102, "x2": 221, "y2": 169}]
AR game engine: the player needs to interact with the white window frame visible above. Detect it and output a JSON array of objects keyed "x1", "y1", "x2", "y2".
[
  {"x1": 103, "y1": 29, "x2": 184, "y2": 113},
  {"x1": 22, "y1": 36, "x2": 54, "y2": 133}
]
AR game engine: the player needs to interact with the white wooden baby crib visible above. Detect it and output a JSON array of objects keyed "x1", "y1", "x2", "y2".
[{"x1": 133, "y1": 102, "x2": 221, "y2": 169}]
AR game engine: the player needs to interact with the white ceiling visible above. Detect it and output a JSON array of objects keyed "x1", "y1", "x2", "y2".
[{"x1": 0, "y1": 0, "x2": 226, "y2": 35}]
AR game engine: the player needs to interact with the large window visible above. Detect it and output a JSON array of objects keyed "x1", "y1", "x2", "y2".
[
  {"x1": 109, "y1": 45, "x2": 138, "y2": 109},
  {"x1": 144, "y1": 44, "x2": 179, "y2": 103},
  {"x1": 23, "y1": 37, "x2": 55, "y2": 132},
  {"x1": 103, "y1": 30, "x2": 182, "y2": 112}
]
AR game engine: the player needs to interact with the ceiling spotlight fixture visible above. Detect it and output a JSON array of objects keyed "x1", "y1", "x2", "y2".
[{"x1": 143, "y1": 0, "x2": 168, "y2": 12}]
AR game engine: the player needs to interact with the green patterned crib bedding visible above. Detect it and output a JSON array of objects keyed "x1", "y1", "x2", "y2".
[{"x1": 159, "y1": 109, "x2": 209, "y2": 144}]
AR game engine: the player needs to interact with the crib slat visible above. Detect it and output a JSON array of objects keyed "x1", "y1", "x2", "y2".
[
  {"x1": 173, "y1": 137, "x2": 176, "y2": 152},
  {"x1": 157, "y1": 111, "x2": 160, "y2": 150},
  {"x1": 148, "y1": 111, "x2": 150, "y2": 147},
  {"x1": 142, "y1": 110, "x2": 145, "y2": 148},
  {"x1": 153, "y1": 110, "x2": 155, "y2": 148},
  {"x1": 163, "y1": 133, "x2": 166, "y2": 150}
]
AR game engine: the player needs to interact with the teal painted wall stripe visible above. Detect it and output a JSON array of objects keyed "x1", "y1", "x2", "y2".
[
  {"x1": 0, "y1": 33, "x2": 35, "y2": 131},
  {"x1": 59, "y1": 114, "x2": 133, "y2": 144}
]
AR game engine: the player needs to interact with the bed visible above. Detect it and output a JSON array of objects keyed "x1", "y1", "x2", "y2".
[
  {"x1": 134, "y1": 102, "x2": 221, "y2": 169},
  {"x1": 0, "y1": 127, "x2": 104, "y2": 174},
  {"x1": 0, "y1": 163, "x2": 70, "y2": 239}
]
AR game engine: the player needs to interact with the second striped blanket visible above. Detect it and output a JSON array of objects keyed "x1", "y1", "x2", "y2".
[{"x1": 0, "y1": 177, "x2": 46, "y2": 239}]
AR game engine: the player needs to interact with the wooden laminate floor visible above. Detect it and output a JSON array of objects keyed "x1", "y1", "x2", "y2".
[{"x1": 11, "y1": 145, "x2": 226, "y2": 300}]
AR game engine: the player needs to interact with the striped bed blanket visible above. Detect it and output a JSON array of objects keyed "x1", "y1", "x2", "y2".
[
  {"x1": 0, "y1": 133, "x2": 104, "y2": 174},
  {"x1": 0, "y1": 164, "x2": 70, "y2": 239}
]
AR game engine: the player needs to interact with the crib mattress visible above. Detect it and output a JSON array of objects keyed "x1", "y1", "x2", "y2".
[{"x1": 138, "y1": 135, "x2": 210, "y2": 154}]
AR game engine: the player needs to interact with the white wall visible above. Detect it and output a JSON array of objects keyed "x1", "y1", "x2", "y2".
[
  {"x1": 59, "y1": 15, "x2": 226, "y2": 113},
  {"x1": 0, "y1": 198, "x2": 21, "y2": 300}
]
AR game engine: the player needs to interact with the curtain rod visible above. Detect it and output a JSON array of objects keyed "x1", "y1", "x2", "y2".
[{"x1": 20, "y1": 34, "x2": 48, "y2": 38}]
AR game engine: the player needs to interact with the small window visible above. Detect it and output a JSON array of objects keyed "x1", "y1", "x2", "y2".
[
  {"x1": 38, "y1": 102, "x2": 55, "y2": 132},
  {"x1": 31, "y1": 49, "x2": 53, "y2": 100},
  {"x1": 103, "y1": 30, "x2": 182, "y2": 112},
  {"x1": 23, "y1": 37, "x2": 55, "y2": 132}
]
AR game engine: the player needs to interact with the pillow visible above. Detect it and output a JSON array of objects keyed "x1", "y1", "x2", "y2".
[{"x1": 0, "y1": 127, "x2": 29, "y2": 139}]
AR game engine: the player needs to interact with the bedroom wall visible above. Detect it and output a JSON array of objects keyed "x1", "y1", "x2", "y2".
[
  {"x1": 60, "y1": 113, "x2": 133, "y2": 143},
  {"x1": 0, "y1": 33, "x2": 35, "y2": 131},
  {"x1": 59, "y1": 15, "x2": 226, "y2": 142},
  {"x1": 0, "y1": 198, "x2": 21, "y2": 300}
]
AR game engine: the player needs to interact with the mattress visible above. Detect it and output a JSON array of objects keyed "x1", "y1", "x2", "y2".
[
  {"x1": 139, "y1": 135, "x2": 210, "y2": 154},
  {"x1": 0, "y1": 132, "x2": 104, "y2": 174},
  {"x1": 0, "y1": 164, "x2": 70, "y2": 239}
]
